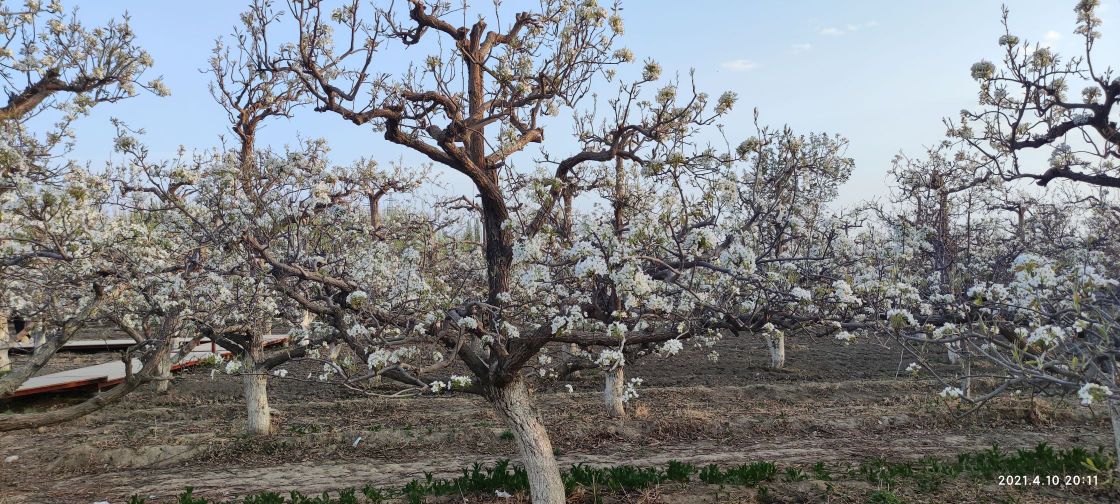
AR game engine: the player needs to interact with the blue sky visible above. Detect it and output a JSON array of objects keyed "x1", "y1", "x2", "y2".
[{"x1": 59, "y1": 0, "x2": 1119, "y2": 207}]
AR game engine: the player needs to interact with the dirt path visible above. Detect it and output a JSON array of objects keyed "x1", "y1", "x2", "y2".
[{"x1": 28, "y1": 428, "x2": 1108, "y2": 503}]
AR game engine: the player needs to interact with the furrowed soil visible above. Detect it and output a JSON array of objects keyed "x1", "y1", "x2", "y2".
[{"x1": 1, "y1": 335, "x2": 1116, "y2": 503}]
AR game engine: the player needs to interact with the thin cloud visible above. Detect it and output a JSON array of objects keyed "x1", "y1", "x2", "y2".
[
  {"x1": 1043, "y1": 30, "x2": 1061, "y2": 47},
  {"x1": 792, "y1": 43, "x2": 813, "y2": 53},
  {"x1": 721, "y1": 59, "x2": 759, "y2": 71},
  {"x1": 819, "y1": 20, "x2": 878, "y2": 37}
]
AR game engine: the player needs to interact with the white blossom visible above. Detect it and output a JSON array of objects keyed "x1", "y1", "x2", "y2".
[
  {"x1": 939, "y1": 387, "x2": 964, "y2": 399},
  {"x1": 658, "y1": 338, "x2": 684, "y2": 356},
  {"x1": 449, "y1": 375, "x2": 473, "y2": 389},
  {"x1": 346, "y1": 290, "x2": 369, "y2": 307},
  {"x1": 1078, "y1": 383, "x2": 1111, "y2": 405}
]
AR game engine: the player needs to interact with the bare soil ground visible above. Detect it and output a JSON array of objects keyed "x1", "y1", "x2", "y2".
[{"x1": 1, "y1": 335, "x2": 1116, "y2": 503}]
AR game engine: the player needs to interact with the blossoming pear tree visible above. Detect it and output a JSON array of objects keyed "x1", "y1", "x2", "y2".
[
  {"x1": 0, "y1": 191, "x2": 201, "y2": 430},
  {"x1": 689, "y1": 119, "x2": 860, "y2": 368},
  {"x1": 878, "y1": 144, "x2": 1018, "y2": 368},
  {"x1": 229, "y1": 0, "x2": 757, "y2": 500},
  {"x1": 859, "y1": 0, "x2": 1120, "y2": 469},
  {"x1": 109, "y1": 27, "x2": 323, "y2": 434},
  {"x1": 116, "y1": 125, "x2": 365, "y2": 435},
  {"x1": 1, "y1": 0, "x2": 166, "y2": 183},
  {"x1": 7, "y1": 0, "x2": 1119, "y2": 492},
  {"x1": 0, "y1": 136, "x2": 191, "y2": 430},
  {"x1": 952, "y1": 0, "x2": 1118, "y2": 188},
  {"x1": 1, "y1": 0, "x2": 173, "y2": 421},
  {"x1": 203, "y1": 19, "x2": 310, "y2": 435},
  {"x1": 198, "y1": 0, "x2": 886, "y2": 499},
  {"x1": 878, "y1": 243, "x2": 1120, "y2": 466}
]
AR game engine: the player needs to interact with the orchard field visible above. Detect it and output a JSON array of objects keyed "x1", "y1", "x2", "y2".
[
  {"x1": 3, "y1": 0, "x2": 1120, "y2": 503},
  {"x1": 2, "y1": 334, "x2": 1116, "y2": 503}
]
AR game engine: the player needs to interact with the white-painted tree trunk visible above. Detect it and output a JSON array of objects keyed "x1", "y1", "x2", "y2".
[
  {"x1": 300, "y1": 310, "x2": 314, "y2": 332},
  {"x1": 947, "y1": 342, "x2": 961, "y2": 365},
  {"x1": 243, "y1": 342, "x2": 271, "y2": 435},
  {"x1": 764, "y1": 332, "x2": 785, "y2": 369},
  {"x1": 243, "y1": 371, "x2": 271, "y2": 435},
  {"x1": 154, "y1": 351, "x2": 172, "y2": 394},
  {"x1": 490, "y1": 377, "x2": 565, "y2": 504},
  {"x1": 961, "y1": 354, "x2": 972, "y2": 400},
  {"x1": 0, "y1": 311, "x2": 9, "y2": 373},
  {"x1": 31, "y1": 320, "x2": 45, "y2": 347},
  {"x1": 603, "y1": 366, "x2": 626, "y2": 419},
  {"x1": 327, "y1": 342, "x2": 343, "y2": 361}
]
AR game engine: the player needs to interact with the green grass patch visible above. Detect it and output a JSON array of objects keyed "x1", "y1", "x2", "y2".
[
  {"x1": 126, "y1": 442, "x2": 1114, "y2": 503},
  {"x1": 850, "y1": 442, "x2": 1113, "y2": 491}
]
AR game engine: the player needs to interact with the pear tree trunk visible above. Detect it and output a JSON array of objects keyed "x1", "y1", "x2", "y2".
[
  {"x1": 1109, "y1": 363, "x2": 1120, "y2": 476},
  {"x1": 947, "y1": 342, "x2": 961, "y2": 365},
  {"x1": 154, "y1": 351, "x2": 172, "y2": 394},
  {"x1": 243, "y1": 337, "x2": 271, "y2": 435},
  {"x1": 300, "y1": 310, "x2": 314, "y2": 333},
  {"x1": 960, "y1": 352, "x2": 972, "y2": 400},
  {"x1": 0, "y1": 311, "x2": 9, "y2": 373},
  {"x1": 764, "y1": 332, "x2": 785, "y2": 369},
  {"x1": 604, "y1": 366, "x2": 626, "y2": 419},
  {"x1": 1109, "y1": 399, "x2": 1120, "y2": 477},
  {"x1": 489, "y1": 377, "x2": 565, "y2": 504}
]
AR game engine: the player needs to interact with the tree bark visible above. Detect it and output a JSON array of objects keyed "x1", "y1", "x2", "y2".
[
  {"x1": 154, "y1": 351, "x2": 172, "y2": 394},
  {"x1": 1110, "y1": 398, "x2": 1120, "y2": 477},
  {"x1": 243, "y1": 337, "x2": 271, "y2": 435},
  {"x1": 604, "y1": 366, "x2": 627, "y2": 419},
  {"x1": 961, "y1": 352, "x2": 972, "y2": 400},
  {"x1": 243, "y1": 371, "x2": 271, "y2": 435},
  {"x1": 561, "y1": 188, "x2": 574, "y2": 240},
  {"x1": 480, "y1": 197, "x2": 513, "y2": 303},
  {"x1": 947, "y1": 342, "x2": 961, "y2": 365},
  {"x1": 489, "y1": 377, "x2": 565, "y2": 504},
  {"x1": 0, "y1": 311, "x2": 9, "y2": 373},
  {"x1": 0, "y1": 70, "x2": 64, "y2": 121},
  {"x1": 368, "y1": 192, "x2": 382, "y2": 230},
  {"x1": 764, "y1": 332, "x2": 785, "y2": 369}
]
